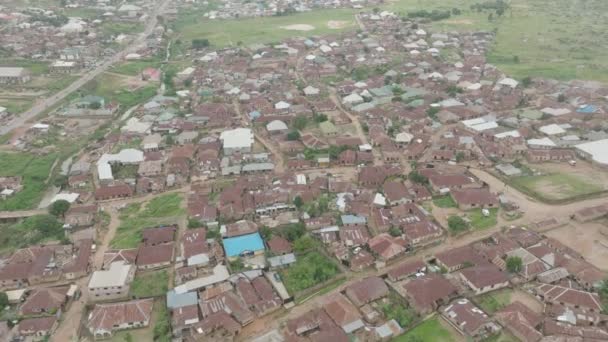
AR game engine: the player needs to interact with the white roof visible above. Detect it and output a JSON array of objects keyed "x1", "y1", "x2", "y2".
[
  {"x1": 274, "y1": 101, "x2": 290, "y2": 109},
  {"x1": 527, "y1": 137, "x2": 556, "y2": 147},
  {"x1": 88, "y1": 261, "x2": 133, "y2": 288},
  {"x1": 395, "y1": 132, "x2": 414, "y2": 143},
  {"x1": 296, "y1": 174, "x2": 307, "y2": 185},
  {"x1": 342, "y1": 93, "x2": 363, "y2": 105},
  {"x1": 303, "y1": 85, "x2": 320, "y2": 96},
  {"x1": 0, "y1": 67, "x2": 26, "y2": 77},
  {"x1": 220, "y1": 128, "x2": 254, "y2": 149},
  {"x1": 373, "y1": 193, "x2": 386, "y2": 206},
  {"x1": 575, "y1": 139, "x2": 608, "y2": 165},
  {"x1": 462, "y1": 118, "x2": 498, "y2": 132},
  {"x1": 97, "y1": 148, "x2": 144, "y2": 181},
  {"x1": 320, "y1": 44, "x2": 332, "y2": 53},
  {"x1": 494, "y1": 130, "x2": 521, "y2": 139},
  {"x1": 498, "y1": 78, "x2": 518, "y2": 88},
  {"x1": 121, "y1": 117, "x2": 151, "y2": 134},
  {"x1": 51, "y1": 192, "x2": 80, "y2": 204},
  {"x1": 541, "y1": 107, "x2": 571, "y2": 116},
  {"x1": 539, "y1": 123, "x2": 566, "y2": 136},
  {"x1": 266, "y1": 120, "x2": 288, "y2": 131}
]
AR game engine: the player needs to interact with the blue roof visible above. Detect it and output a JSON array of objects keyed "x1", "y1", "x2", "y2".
[
  {"x1": 166, "y1": 289, "x2": 198, "y2": 309},
  {"x1": 223, "y1": 232, "x2": 265, "y2": 257},
  {"x1": 576, "y1": 105, "x2": 597, "y2": 114}
]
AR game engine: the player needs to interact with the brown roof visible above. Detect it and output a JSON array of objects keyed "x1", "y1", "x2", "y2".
[
  {"x1": 495, "y1": 302, "x2": 543, "y2": 342},
  {"x1": 142, "y1": 226, "x2": 177, "y2": 246},
  {"x1": 402, "y1": 274, "x2": 458, "y2": 313},
  {"x1": 136, "y1": 244, "x2": 174, "y2": 266},
  {"x1": 266, "y1": 236, "x2": 292, "y2": 254},
  {"x1": 20, "y1": 286, "x2": 69, "y2": 315},
  {"x1": 383, "y1": 181, "x2": 410, "y2": 203},
  {"x1": 442, "y1": 298, "x2": 490, "y2": 336},
  {"x1": 94, "y1": 183, "x2": 133, "y2": 200},
  {"x1": 18, "y1": 316, "x2": 57, "y2": 334},
  {"x1": 194, "y1": 312, "x2": 241, "y2": 336},
  {"x1": 88, "y1": 299, "x2": 153, "y2": 332},
  {"x1": 367, "y1": 233, "x2": 406, "y2": 260},
  {"x1": 323, "y1": 293, "x2": 362, "y2": 329},
  {"x1": 451, "y1": 188, "x2": 498, "y2": 206},
  {"x1": 387, "y1": 259, "x2": 426, "y2": 281},
  {"x1": 285, "y1": 308, "x2": 349, "y2": 342},
  {"x1": 460, "y1": 265, "x2": 509, "y2": 289},
  {"x1": 345, "y1": 277, "x2": 389, "y2": 307},
  {"x1": 543, "y1": 319, "x2": 608, "y2": 340},
  {"x1": 63, "y1": 239, "x2": 93, "y2": 274},
  {"x1": 103, "y1": 249, "x2": 138, "y2": 269},
  {"x1": 435, "y1": 246, "x2": 486, "y2": 269},
  {"x1": 535, "y1": 284, "x2": 602, "y2": 311},
  {"x1": 181, "y1": 228, "x2": 208, "y2": 259},
  {"x1": 225, "y1": 220, "x2": 258, "y2": 238}
]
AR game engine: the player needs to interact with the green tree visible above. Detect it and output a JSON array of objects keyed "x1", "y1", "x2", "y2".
[
  {"x1": 124, "y1": 333, "x2": 133, "y2": 342},
  {"x1": 389, "y1": 226, "x2": 402, "y2": 237},
  {"x1": 230, "y1": 258, "x2": 245, "y2": 272},
  {"x1": 293, "y1": 235, "x2": 318, "y2": 253},
  {"x1": 191, "y1": 39, "x2": 210, "y2": 49},
  {"x1": 506, "y1": 256, "x2": 523, "y2": 273},
  {"x1": 283, "y1": 222, "x2": 306, "y2": 242},
  {"x1": 448, "y1": 216, "x2": 469, "y2": 234},
  {"x1": 187, "y1": 218, "x2": 201, "y2": 229},
  {"x1": 426, "y1": 106, "x2": 440, "y2": 120},
  {"x1": 408, "y1": 171, "x2": 428, "y2": 185},
  {"x1": 49, "y1": 199, "x2": 70, "y2": 218},
  {"x1": 260, "y1": 226, "x2": 273, "y2": 240},
  {"x1": 558, "y1": 94, "x2": 567, "y2": 102},
  {"x1": 293, "y1": 196, "x2": 303, "y2": 209},
  {"x1": 0, "y1": 292, "x2": 8, "y2": 311},
  {"x1": 521, "y1": 76, "x2": 532, "y2": 87},
  {"x1": 455, "y1": 152, "x2": 465, "y2": 162},
  {"x1": 53, "y1": 175, "x2": 68, "y2": 189},
  {"x1": 293, "y1": 116, "x2": 308, "y2": 130},
  {"x1": 513, "y1": 55, "x2": 520, "y2": 63},
  {"x1": 287, "y1": 131, "x2": 300, "y2": 141}
]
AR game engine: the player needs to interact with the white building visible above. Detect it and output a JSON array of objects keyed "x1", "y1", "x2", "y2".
[
  {"x1": 575, "y1": 139, "x2": 608, "y2": 168},
  {"x1": 97, "y1": 149, "x2": 144, "y2": 183},
  {"x1": 220, "y1": 128, "x2": 254, "y2": 156},
  {"x1": 88, "y1": 261, "x2": 135, "y2": 301}
]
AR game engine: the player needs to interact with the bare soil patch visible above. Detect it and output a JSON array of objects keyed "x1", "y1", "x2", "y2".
[
  {"x1": 510, "y1": 289, "x2": 543, "y2": 313},
  {"x1": 327, "y1": 20, "x2": 349, "y2": 29},
  {"x1": 545, "y1": 222, "x2": 608, "y2": 271},
  {"x1": 443, "y1": 19, "x2": 474, "y2": 25},
  {"x1": 281, "y1": 24, "x2": 315, "y2": 31}
]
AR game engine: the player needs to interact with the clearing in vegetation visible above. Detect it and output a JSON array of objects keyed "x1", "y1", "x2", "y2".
[
  {"x1": 110, "y1": 193, "x2": 185, "y2": 249},
  {"x1": 130, "y1": 270, "x2": 169, "y2": 298},
  {"x1": 279, "y1": 251, "x2": 340, "y2": 294},
  {"x1": 0, "y1": 152, "x2": 57, "y2": 211},
  {"x1": 392, "y1": 317, "x2": 455, "y2": 342}
]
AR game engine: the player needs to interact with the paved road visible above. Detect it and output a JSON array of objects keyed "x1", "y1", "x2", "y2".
[{"x1": 0, "y1": 0, "x2": 172, "y2": 138}]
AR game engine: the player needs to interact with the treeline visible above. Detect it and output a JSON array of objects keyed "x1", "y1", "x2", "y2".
[{"x1": 407, "y1": 8, "x2": 462, "y2": 21}]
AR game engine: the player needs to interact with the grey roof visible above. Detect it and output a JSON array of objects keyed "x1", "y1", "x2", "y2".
[
  {"x1": 268, "y1": 253, "x2": 297, "y2": 268},
  {"x1": 166, "y1": 290, "x2": 198, "y2": 309},
  {"x1": 341, "y1": 215, "x2": 367, "y2": 225}
]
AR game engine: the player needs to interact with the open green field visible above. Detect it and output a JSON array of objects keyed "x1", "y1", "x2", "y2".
[
  {"x1": 112, "y1": 58, "x2": 163, "y2": 76},
  {"x1": 111, "y1": 193, "x2": 185, "y2": 249},
  {"x1": 280, "y1": 251, "x2": 340, "y2": 294},
  {"x1": 172, "y1": 0, "x2": 608, "y2": 82},
  {"x1": 83, "y1": 73, "x2": 158, "y2": 108},
  {"x1": 511, "y1": 172, "x2": 602, "y2": 201},
  {"x1": 173, "y1": 9, "x2": 357, "y2": 48},
  {"x1": 130, "y1": 270, "x2": 169, "y2": 298},
  {"x1": 475, "y1": 288, "x2": 511, "y2": 314},
  {"x1": 0, "y1": 152, "x2": 57, "y2": 211},
  {"x1": 0, "y1": 98, "x2": 34, "y2": 114},
  {"x1": 433, "y1": 195, "x2": 457, "y2": 208},
  {"x1": 467, "y1": 208, "x2": 498, "y2": 230},
  {"x1": 393, "y1": 317, "x2": 455, "y2": 342}
]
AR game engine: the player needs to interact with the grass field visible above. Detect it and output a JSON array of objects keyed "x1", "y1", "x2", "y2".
[
  {"x1": 393, "y1": 317, "x2": 454, "y2": 342},
  {"x1": 112, "y1": 58, "x2": 163, "y2": 76},
  {"x1": 130, "y1": 270, "x2": 169, "y2": 298},
  {"x1": 433, "y1": 195, "x2": 457, "y2": 208},
  {"x1": 467, "y1": 208, "x2": 498, "y2": 230},
  {"x1": 173, "y1": 0, "x2": 608, "y2": 82},
  {"x1": 83, "y1": 73, "x2": 158, "y2": 108},
  {"x1": 0, "y1": 152, "x2": 57, "y2": 211},
  {"x1": 511, "y1": 172, "x2": 602, "y2": 201},
  {"x1": 475, "y1": 289, "x2": 511, "y2": 314},
  {"x1": 173, "y1": 9, "x2": 357, "y2": 48},
  {"x1": 111, "y1": 193, "x2": 185, "y2": 249},
  {"x1": 280, "y1": 251, "x2": 340, "y2": 294}
]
